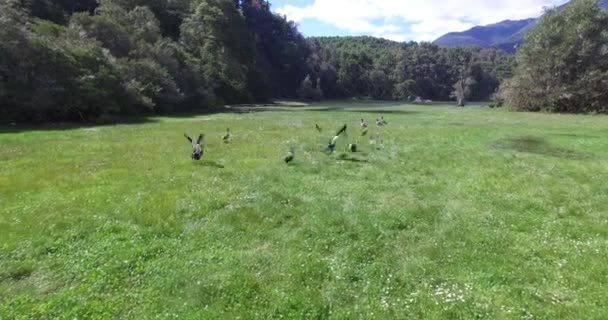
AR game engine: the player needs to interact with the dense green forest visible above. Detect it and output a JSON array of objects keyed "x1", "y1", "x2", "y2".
[
  {"x1": 309, "y1": 37, "x2": 514, "y2": 103},
  {"x1": 1, "y1": 0, "x2": 314, "y2": 122},
  {"x1": 0, "y1": 0, "x2": 514, "y2": 122},
  {"x1": 1, "y1": 0, "x2": 606, "y2": 122}
]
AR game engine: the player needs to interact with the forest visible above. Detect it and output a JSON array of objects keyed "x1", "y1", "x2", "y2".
[{"x1": 1, "y1": 0, "x2": 606, "y2": 122}]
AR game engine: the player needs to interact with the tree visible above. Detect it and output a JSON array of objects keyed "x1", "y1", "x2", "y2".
[
  {"x1": 181, "y1": 0, "x2": 256, "y2": 104},
  {"x1": 311, "y1": 37, "x2": 512, "y2": 101},
  {"x1": 393, "y1": 80, "x2": 416, "y2": 101},
  {"x1": 242, "y1": 1, "x2": 312, "y2": 99},
  {"x1": 501, "y1": 0, "x2": 608, "y2": 113},
  {"x1": 451, "y1": 77, "x2": 476, "y2": 107},
  {"x1": 1, "y1": 0, "x2": 517, "y2": 123},
  {"x1": 297, "y1": 74, "x2": 323, "y2": 101},
  {"x1": 0, "y1": 0, "x2": 34, "y2": 121},
  {"x1": 72, "y1": 2, "x2": 185, "y2": 112},
  {"x1": 368, "y1": 69, "x2": 391, "y2": 100},
  {"x1": 22, "y1": 0, "x2": 98, "y2": 24}
]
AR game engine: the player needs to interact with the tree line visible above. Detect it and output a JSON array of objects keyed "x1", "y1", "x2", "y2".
[
  {"x1": 1, "y1": 0, "x2": 606, "y2": 123},
  {"x1": 1, "y1": 0, "x2": 313, "y2": 122},
  {"x1": 308, "y1": 37, "x2": 514, "y2": 104}
]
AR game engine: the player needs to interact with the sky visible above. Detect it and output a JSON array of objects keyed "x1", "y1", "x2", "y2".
[{"x1": 270, "y1": 0, "x2": 569, "y2": 42}]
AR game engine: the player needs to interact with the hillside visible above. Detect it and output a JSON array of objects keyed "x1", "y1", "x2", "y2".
[
  {"x1": 434, "y1": 0, "x2": 608, "y2": 51},
  {"x1": 434, "y1": 18, "x2": 535, "y2": 51}
]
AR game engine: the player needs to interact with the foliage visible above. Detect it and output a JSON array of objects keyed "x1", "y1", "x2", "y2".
[
  {"x1": 502, "y1": 0, "x2": 608, "y2": 113},
  {"x1": 0, "y1": 0, "x2": 516, "y2": 123},
  {"x1": 297, "y1": 74, "x2": 323, "y2": 101},
  {"x1": 21, "y1": 0, "x2": 97, "y2": 24},
  {"x1": 0, "y1": 1, "x2": 124, "y2": 122},
  {"x1": 451, "y1": 77, "x2": 476, "y2": 106},
  {"x1": 1, "y1": 0, "x2": 326, "y2": 122},
  {"x1": 181, "y1": 0, "x2": 256, "y2": 104},
  {"x1": 310, "y1": 37, "x2": 514, "y2": 102},
  {"x1": 242, "y1": 0, "x2": 312, "y2": 99}
]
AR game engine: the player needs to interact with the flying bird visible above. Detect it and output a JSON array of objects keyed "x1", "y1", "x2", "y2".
[
  {"x1": 185, "y1": 133, "x2": 204, "y2": 160},
  {"x1": 326, "y1": 124, "x2": 347, "y2": 153},
  {"x1": 326, "y1": 136, "x2": 338, "y2": 153}
]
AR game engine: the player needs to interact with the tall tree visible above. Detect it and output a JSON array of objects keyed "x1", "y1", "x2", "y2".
[
  {"x1": 181, "y1": 0, "x2": 256, "y2": 104},
  {"x1": 502, "y1": 0, "x2": 608, "y2": 113},
  {"x1": 450, "y1": 49, "x2": 474, "y2": 106},
  {"x1": 242, "y1": 0, "x2": 311, "y2": 98}
]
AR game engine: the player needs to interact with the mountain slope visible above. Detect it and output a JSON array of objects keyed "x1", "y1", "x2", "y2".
[
  {"x1": 433, "y1": 0, "x2": 608, "y2": 51},
  {"x1": 434, "y1": 19, "x2": 535, "y2": 51}
]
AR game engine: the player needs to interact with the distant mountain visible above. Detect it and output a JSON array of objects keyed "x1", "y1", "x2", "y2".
[
  {"x1": 434, "y1": 19, "x2": 535, "y2": 52},
  {"x1": 433, "y1": 0, "x2": 608, "y2": 52}
]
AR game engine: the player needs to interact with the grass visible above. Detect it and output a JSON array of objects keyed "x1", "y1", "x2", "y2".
[{"x1": 1, "y1": 102, "x2": 608, "y2": 319}]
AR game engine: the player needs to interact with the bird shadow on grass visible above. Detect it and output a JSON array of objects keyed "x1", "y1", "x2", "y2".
[
  {"x1": 492, "y1": 136, "x2": 592, "y2": 160},
  {"x1": 336, "y1": 153, "x2": 369, "y2": 163},
  {"x1": 222, "y1": 102, "x2": 420, "y2": 115},
  {"x1": 311, "y1": 107, "x2": 419, "y2": 115},
  {"x1": 0, "y1": 116, "x2": 157, "y2": 134},
  {"x1": 550, "y1": 133, "x2": 600, "y2": 139},
  {"x1": 194, "y1": 160, "x2": 225, "y2": 168}
]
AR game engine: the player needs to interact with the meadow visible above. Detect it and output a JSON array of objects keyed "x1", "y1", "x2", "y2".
[{"x1": 1, "y1": 102, "x2": 608, "y2": 319}]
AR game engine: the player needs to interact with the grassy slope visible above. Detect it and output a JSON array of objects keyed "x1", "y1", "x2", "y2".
[{"x1": 1, "y1": 103, "x2": 608, "y2": 319}]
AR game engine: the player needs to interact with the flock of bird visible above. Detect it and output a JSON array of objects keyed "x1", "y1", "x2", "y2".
[{"x1": 184, "y1": 116, "x2": 388, "y2": 164}]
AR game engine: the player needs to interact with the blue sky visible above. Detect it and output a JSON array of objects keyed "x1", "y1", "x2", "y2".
[
  {"x1": 270, "y1": 0, "x2": 349, "y2": 37},
  {"x1": 269, "y1": 0, "x2": 568, "y2": 42}
]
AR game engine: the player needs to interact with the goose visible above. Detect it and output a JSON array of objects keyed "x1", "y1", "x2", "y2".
[
  {"x1": 376, "y1": 118, "x2": 384, "y2": 126},
  {"x1": 360, "y1": 118, "x2": 368, "y2": 129},
  {"x1": 284, "y1": 148, "x2": 295, "y2": 164},
  {"x1": 184, "y1": 133, "x2": 204, "y2": 160},
  {"x1": 327, "y1": 136, "x2": 338, "y2": 153},
  {"x1": 223, "y1": 128, "x2": 232, "y2": 143},
  {"x1": 380, "y1": 116, "x2": 388, "y2": 125},
  {"x1": 315, "y1": 124, "x2": 322, "y2": 132},
  {"x1": 326, "y1": 124, "x2": 347, "y2": 153}
]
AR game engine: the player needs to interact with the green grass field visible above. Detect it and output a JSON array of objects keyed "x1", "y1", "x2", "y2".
[{"x1": 1, "y1": 102, "x2": 608, "y2": 319}]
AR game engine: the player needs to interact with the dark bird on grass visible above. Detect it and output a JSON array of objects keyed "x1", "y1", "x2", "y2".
[
  {"x1": 349, "y1": 143, "x2": 358, "y2": 152},
  {"x1": 360, "y1": 118, "x2": 368, "y2": 129},
  {"x1": 223, "y1": 128, "x2": 232, "y2": 143},
  {"x1": 284, "y1": 148, "x2": 295, "y2": 164},
  {"x1": 315, "y1": 123, "x2": 322, "y2": 132},
  {"x1": 326, "y1": 124, "x2": 347, "y2": 153},
  {"x1": 327, "y1": 137, "x2": 338, "y2": 154},
  {"x1": 380, "y1": 116, "x2": 388, "y2": 125},
  {"x1": 185, "y1": 133, "x2": 204, "y2": 160}
]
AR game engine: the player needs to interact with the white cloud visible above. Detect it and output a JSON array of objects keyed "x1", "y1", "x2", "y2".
[{"x1": 276, "y1": 0, "x2": 569, "y2": 41}]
